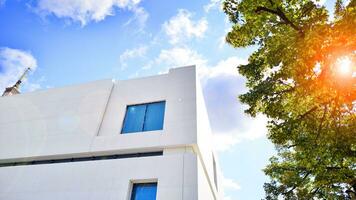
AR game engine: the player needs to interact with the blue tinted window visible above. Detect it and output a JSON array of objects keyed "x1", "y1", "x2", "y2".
[
  {"x1": 143, "y1": 102, "x2": 165, "y2": 131},
  {"x1": 131, "y1": 183, "x2": 157, "y2": 200},
  {"x1": 122, "y1": 104, "x2": 146, "y2": 133},
  {"x1": 122, "y1": 101, "x2": 165, "y2": 134}
]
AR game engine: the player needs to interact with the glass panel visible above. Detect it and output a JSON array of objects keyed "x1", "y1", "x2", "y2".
[
  {"x1": 143, "y1": 101, "x2": 165, "y2": 131},
  {"x1": 131, "y1": 183, "x2": 157, "y2": 200},
  {"x1": 122, "y1": 104, "x2": 146, "y2": 133}
]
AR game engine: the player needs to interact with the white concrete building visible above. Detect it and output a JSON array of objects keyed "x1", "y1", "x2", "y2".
[{"x1": 0, "y1": 66, "x2": 221, "y2": 200}]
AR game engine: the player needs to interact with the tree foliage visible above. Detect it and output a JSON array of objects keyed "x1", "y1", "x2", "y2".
[{"x1": 223, "y1": 0, "x2": 356, "y2": 199}]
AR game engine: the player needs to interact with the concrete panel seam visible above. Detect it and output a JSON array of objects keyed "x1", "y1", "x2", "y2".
[{"x1": 94, "y1": 81, "x2": 115, "y2": 137}]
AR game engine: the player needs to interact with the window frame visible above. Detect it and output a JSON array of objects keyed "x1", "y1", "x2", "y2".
[
  {"x1": 213, "y1": 154, "x2": 218, "y2": 191},
  {"x1": 121, "y1": 101, "x2": 166, "y2": 134},
  {"x1": 128, "y1": 179, "x2": 158, "y2": 200}
]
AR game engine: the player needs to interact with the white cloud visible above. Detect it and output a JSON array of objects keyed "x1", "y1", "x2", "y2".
[
  {"x1": 23, "y1": 76, "x2": 47, "y2": 92},
  {"x1": 198, "y1": 56, "x2": 246, "y2": 83},
  {"x1": 163, "y1": 9, "x2": 208, "y2": 44},
  {"x1": 223, "y1": 176, "x2": 241, "y2": 191},
  {"x1": 123, "y1": 6, "x2": 149, "y2": 30},
  {"x1": 212, "y1": 115, "x2": 268, "y2": 152},
  {"x1": 0, "y1": 47, "x2": 38, "y2": 93},
  {"x1": 119, "y1": 46, "x2": 148, "y2": 69},
  {"x1": 140, "y1": 47, "x2": 207, "y2": 73},
  {"x1": 213, "y1": 133, "x2": 240, "y2": 152},
  {"x1": 25, "y1": 83, "x2": 42, "y2": 92},
  {"x1": 219, "y1": 168, "x2": 241, "y2": 200},
  {"x1": 155, "y1": 47, "x2": 206, "y2": 67},
  {"x1": 0, "y1": 0, "x2": 6, "y2": 6},
  {"x1": 199, "y1": 57, "x2": 269, "y2": 152},
  {"x1": 204, "y1": 0, "x2": 222, "y2": 13},
  {"x1": 35, "y1": 0, "x2": 147, "y2": 26}
]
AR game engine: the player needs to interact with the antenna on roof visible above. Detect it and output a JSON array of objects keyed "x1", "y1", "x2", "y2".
[{"x1": 2, "y1": 67, "x2": 32, "y2": 97}]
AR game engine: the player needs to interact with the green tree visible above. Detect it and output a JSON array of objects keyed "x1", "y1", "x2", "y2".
[{"x1": 223, "y1": 0, "x2": 356, "y2": 199}]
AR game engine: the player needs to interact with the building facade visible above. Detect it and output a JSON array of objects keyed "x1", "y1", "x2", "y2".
[{"x1": 0, "y1": 66, "x2": 221, "y2": 200}]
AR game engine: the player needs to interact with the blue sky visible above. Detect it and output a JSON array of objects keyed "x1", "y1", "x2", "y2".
[{"x1": 0, "y1": 0, "x2": 336, "y2": 199}]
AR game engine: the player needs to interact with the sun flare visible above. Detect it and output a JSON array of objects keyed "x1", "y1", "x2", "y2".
[{"x1": 336, "y1": 57, "x2": 352, "y2": 76}]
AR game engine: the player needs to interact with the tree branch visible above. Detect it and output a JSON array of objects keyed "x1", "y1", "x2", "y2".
[
  {"x1": 272, "y1": 87, "x2": 295, "y2": 96},
  {"x1": 300, "y1": 2, "x2": 315, "y2": 18},
  {"x1": 298, "y1": 106, "x2": 318, "y2": 120},
  {"x1": 315, "y1": 105, "x2": 328, "y2": 142},
  {"x1": 310, "y1": 187, "x2": 320, "y2": 196},
  {"x1": 297, "y1": 99, "x2": 333, "y2": 120},
  {"x1": 255, "y1": 6, "x2": 303, "y2": 33},
  {"x1": 268, "y1": 0, "x2": 274, "y2": 6},
  {"x1": 283, "y1": 172, "x2": 311, "y2": 195},
  {"x1": 286, "y1": 144, "x2": 298, "y2": 148}
]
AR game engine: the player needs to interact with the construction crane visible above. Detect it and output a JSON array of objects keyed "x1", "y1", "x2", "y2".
[{"x1": 2, "y1": 67, "x2": 31, "y2": 97}]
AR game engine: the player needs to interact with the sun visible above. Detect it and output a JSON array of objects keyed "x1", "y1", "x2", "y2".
[{"x1": 335, "y1": 57, "x2": 352, "y2": 76}]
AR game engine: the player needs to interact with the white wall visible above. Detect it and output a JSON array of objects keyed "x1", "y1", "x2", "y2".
[
  {"x1": 0, "y1": 79, "x2": 113, "y2": 161},
  {"x1": 0, "y1": 66, "x2": 199, "y2": 161},
  {"x1": 195, "y1": 70, "x2": 221, "y2": 200},
  {"x1": 0, "y1": 151, "x2": 197, "y2": 200},
  {"x1": 92, "y1": 66, "x2": 198, "y2": 154},
  {"x1": 0, "y1": 66, "x2": 221, "y2": 199}
]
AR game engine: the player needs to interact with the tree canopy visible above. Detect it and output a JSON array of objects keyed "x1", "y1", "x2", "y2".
[{"x1": 223, "y1": 0, "x2": 355, "y2": 199}]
